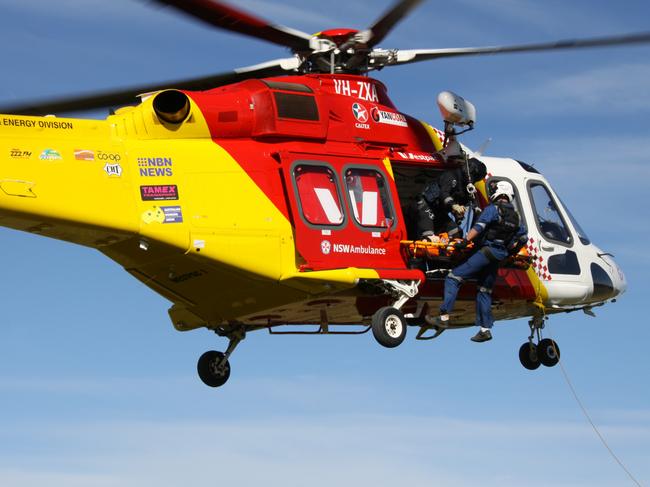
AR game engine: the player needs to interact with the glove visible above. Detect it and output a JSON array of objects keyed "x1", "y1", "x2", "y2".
[
  {"x1": 451, "y1": 204, "x2": 466, "y2": 219},
  {"x1": 453, "y1": 238, "x2": 469, "y2": 250},
  {"x1": 507, "y1": 236, "x2": 527, "y2": 255},
  {"x1": 426, "y1": 234, "x2": 441, "y2": 243}
]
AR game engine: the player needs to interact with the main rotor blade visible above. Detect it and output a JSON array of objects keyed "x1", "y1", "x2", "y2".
[
  {"x1": 367, "y1": 0, "x2": 423, "y2": 48},
  {"x1": 0, "y1": 58, "x2": 299, "y2": 116},
  {"x1": 391, "y1": 31, "x2": 650, "y2": 65},
  {"x1": 153, "y1": 0, "x2": 312, "y2": 52}
]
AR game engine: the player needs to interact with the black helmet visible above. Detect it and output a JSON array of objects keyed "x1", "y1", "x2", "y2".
[{"x1": 468, "y1": 158, "x2": 487, "y2": 183}]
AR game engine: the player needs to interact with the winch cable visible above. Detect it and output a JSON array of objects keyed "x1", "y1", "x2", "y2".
[
  {"x1": 461, "y1": 153, "x2": 477, "y2": 234},
  {"x1": 460, "y1": 201, "x2": 475, "y2": 235},
  {"x1": 545, "y1": 324, "x2": 642, "y2": 486}
]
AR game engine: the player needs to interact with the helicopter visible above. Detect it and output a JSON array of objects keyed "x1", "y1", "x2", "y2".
[{"x1": 0, "y1": 0, "x2": 643, "y2": 387}]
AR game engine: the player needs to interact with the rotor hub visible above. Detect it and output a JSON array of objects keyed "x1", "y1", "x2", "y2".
[{"x1": 317, "y1": 28, "x2": 360, "y2": 47}]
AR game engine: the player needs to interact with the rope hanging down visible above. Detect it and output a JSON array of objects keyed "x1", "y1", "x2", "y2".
[{"x1": 545, "y1": 325, "x2": 642, "y2": 487}]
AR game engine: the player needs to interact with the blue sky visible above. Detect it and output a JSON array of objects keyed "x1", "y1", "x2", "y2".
[{"x1": 0, "y1": 1, "x2": 649, "y2": 485}]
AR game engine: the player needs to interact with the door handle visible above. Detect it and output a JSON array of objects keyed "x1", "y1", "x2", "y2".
[{"x1": 541, "y1": 243, "x2": 555, "y2": 251}]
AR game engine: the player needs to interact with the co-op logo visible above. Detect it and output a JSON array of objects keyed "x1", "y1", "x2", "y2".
[{"x1": 97, "y1": 151, "x2": 121, "y2": 161}]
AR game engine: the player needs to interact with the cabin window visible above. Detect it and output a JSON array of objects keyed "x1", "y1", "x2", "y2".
[
  {"x1": 294, "y1": 165, "x2": 344, "y2": 226},
  {"x1": 486, "y1": 177, "x2": 526, "y2": 222},
  {"x1": 344, "y1": 168, "x2": 394, "y2": 228},
  {"x1": 529, "y1": 182, "x2": 573, "y2": 245},
  {"x1": 273, "y1": 92, "x2": 319, "y2": 121}
]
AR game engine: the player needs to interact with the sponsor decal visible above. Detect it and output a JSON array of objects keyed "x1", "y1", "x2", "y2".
[
  {"x1": 97, "y1": 151, "x2": 121, "y2": 161},
  {"x1": 160, "y1": 205, "x2": 183, "y2": 223},
  {"x1": 75, "y1": 150, "x2": 121, "y2": 162},
  {"x1": 169, "y1": 269, "x2": 207, "y2": 283},
  {"x1": 333, "y1": 79, "x2": 379, "y2": 102},
  {"x1": 74, "y1": 149, "x2": 94, "y2": 161},
  {"x1": 371, "y1": 107, "x2": 408, "y2": 127},
  {"x1": 321, "y1": 240, "x2": 387, "y2": 256},
  {"x1": 395, "y1": 151, "x2": 436, "y2": 163},
  {"x1": 39, "y1": 149, "x2": 62, "y2": 161},
  {"x1": 332, "y1": 243, "x2": 387, "y2": 255},
  {"x1": 104, "y1": 162, "x2": 122, "y2": 177},
  {"x1": 352, "y1": 102, "x2": 370, "y2": 130},
  {"x1": 138, "y1": 157, "x2": 173, "y2": 177},
  {"x1": 1, "y1": 117, "x2": 73, "y2": 130},
  {"x1": 10, "y1": 148, "x2": 32, "y2": 159},
  {"x1": 141, "y1": 205, "x2": 183, "y2": 224},
  {"x1": 320, "y1": 240, "x2": 331, "y2": 255},
  {"x1": 140, "y1": 184, "x2": 179, "y2": 201}
]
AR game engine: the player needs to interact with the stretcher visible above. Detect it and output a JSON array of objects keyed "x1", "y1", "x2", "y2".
[{"x1": 400, "y1": 234, "x2": 533, "y2": 270}]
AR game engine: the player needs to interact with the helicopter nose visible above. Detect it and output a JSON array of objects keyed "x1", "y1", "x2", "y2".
[
  {"x1": 590, "y1": 254, "x2": 626, "y2": 302},
  {"x1": 612, "y1": 260, "x2": 627, "y2": 297}
]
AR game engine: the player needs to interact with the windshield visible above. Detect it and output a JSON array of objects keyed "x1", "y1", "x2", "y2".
[{"x1": 560, "y1": 198, "x2": 591, "y2": 245}]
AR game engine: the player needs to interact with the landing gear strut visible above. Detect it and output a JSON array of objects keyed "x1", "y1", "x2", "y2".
[
  {"x1": 197, "y1": 328, "x2": 245, "y2": 387},
  {"x1": 519, "y1": 313, "x2": 561, "y2": 371},
  {"x1": 370, "y1": 280, "x2": 419, "y2": 348}
]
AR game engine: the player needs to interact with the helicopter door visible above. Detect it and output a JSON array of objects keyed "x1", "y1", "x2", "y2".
[
  {"x1": 282, "y1": 153, "x2": 405, "y2": 271},
  {"x1": 524, "y1": 179, "x2": 590, "y2": 303}
]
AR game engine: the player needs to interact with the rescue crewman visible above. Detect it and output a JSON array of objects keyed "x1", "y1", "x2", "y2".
[
  {"x1": 437, "y1": 180, "x2": 527, "y2": 342},
  {"x1": 414, "y1": 157, "x2": 487, "y2": 240}
]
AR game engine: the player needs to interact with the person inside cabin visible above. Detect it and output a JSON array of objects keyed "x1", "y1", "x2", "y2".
[
  {"x1": 435, "y1": 180, "x2": 527, "y2": 342},
  {"x1": 413, "y1": 157, "x2": 487, "y2": 240}
]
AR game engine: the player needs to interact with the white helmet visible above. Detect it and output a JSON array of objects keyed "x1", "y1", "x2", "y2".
[{"x1": 491, "y1": 181, "x2": 515, "y2": 202}]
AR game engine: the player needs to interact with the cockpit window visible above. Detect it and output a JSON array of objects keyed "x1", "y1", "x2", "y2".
[{"x1": 529, "y1": 182, "x2": 573, "y2": 246}]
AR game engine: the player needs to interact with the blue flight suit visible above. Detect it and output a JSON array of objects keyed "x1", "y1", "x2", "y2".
[{"x1": 440, "y1": 203, "x2": 527, "y2": 329}]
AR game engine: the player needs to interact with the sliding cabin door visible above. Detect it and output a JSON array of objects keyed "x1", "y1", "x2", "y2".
[{"x1": 281, "y1": 152, "x2": 406, "y2": 272}]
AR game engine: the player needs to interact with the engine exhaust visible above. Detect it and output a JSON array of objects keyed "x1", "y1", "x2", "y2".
[{"x1": 152, "y1": 90, "x2": 190, "y2": 124}]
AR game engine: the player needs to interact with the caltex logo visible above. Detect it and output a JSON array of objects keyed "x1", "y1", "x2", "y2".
[
  {"x1": 321, "y1": 240, "x2": 331, "y2": 255},
  {"x1": 352, "y1": 103, "x2": 368, "y2": 123}
]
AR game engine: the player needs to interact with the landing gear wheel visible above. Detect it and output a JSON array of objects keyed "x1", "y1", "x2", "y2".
[
  {"x1": 519, "y1": 342, "x2": 541, "y2": 370},
  {"x1": 197, "y1": 350, "x2": 231, "y2": 387},
  {"x1": 538, "y1": 338, "x2": 560, "y2": 367},
  {"x1": 371, "y1": 306, "x2": 407, "y2": 348}
]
